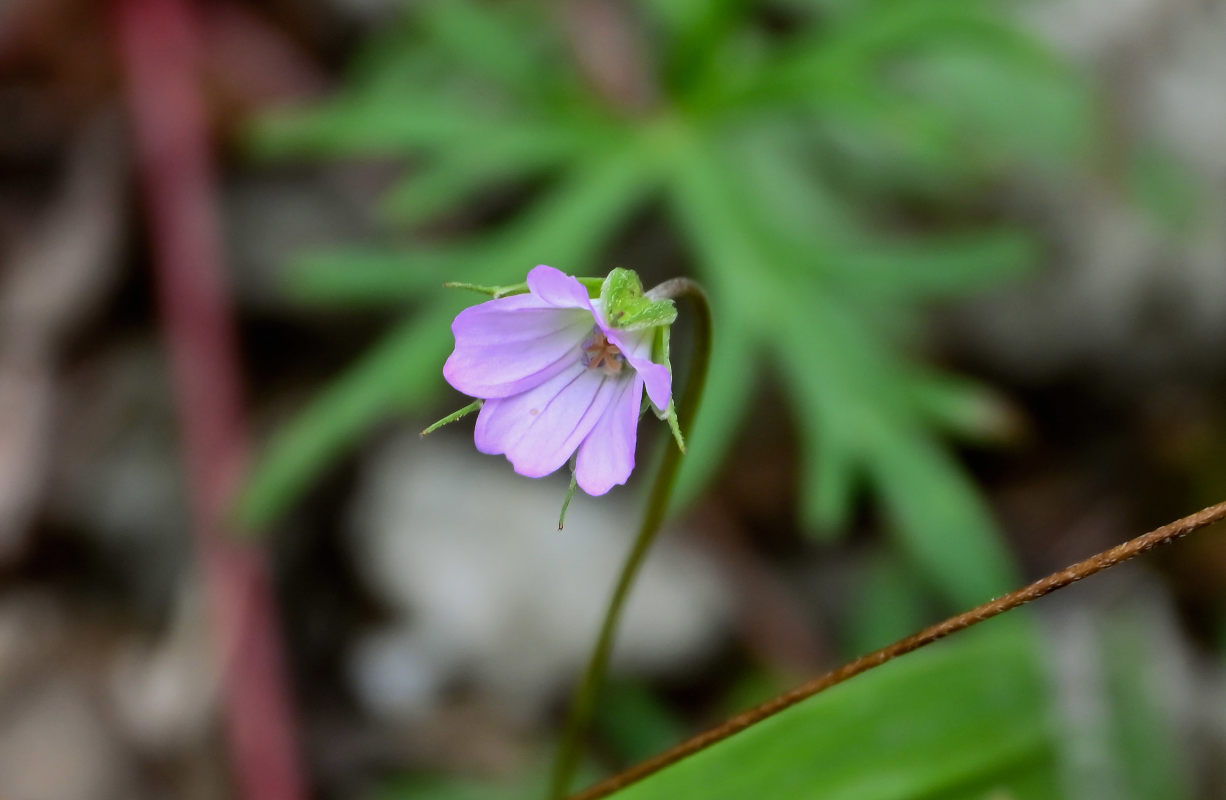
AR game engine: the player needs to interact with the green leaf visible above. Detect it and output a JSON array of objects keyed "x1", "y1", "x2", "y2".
[
  {"x1": 742, "y1": 3, "x2": 1085, "y2": 188},
  {"x1": 778, "y1": 336, "x2": 863, "y2": 537},
  {"x1": 669, "y1": 133, "x2": 1017, "y2": 601},
  {"x1": 597, "y1": 681, "x2": 689, "y2": 764},
  {"x1": 663, "y1": 130, "x2": 784, "y2": 319},
  {"x1": 724, "y1": 128, "x2": 857, "y2": 252},
  {"x1": 373, "y1": 761, "x2": 598, "y2": 800},
  {"x1": 842, "y1": 551, "x2": 933, "y2": 657},
  {"x1": 609, "y1": 623, "x2": 1060, "y2": 800},
  {"x1": 290, "y1": 148, "x2": 653, "y2": 307},
  {"x1": 830, "y1": 228, "x2": 1040, "y2": 300},
  {"x1": 639, "y1": 0, "x2": 750, "y2": 98},
  {"x1": 899, "y1": 43, "x2": 1090, "y2": 168},
  {"x1": 795, "y1": 2, "x2": 1050, "y2": 78},
  {"x1": 1099, "y1": 611, "x2": 1194, "y2": 800},
  {"x1": 906, "y1": 372, "x2": 1022, "y2": 445},
  {"x1": 373, "y1": 774, "x2": 532, "y2": 800},
  {"x1": 779, "y1": 289, "x2": 1018, "y2": 602},
  {"x1": 664, "y1": 135, "x2": 778, "y2": 509},
  {"x1": 753, "y1": 3, "x2": 1019, "y2": 105},
  {"x1": 246, "y1": 97, "x2": 498, "y2": 159},
  {"x1": 601, "y1": 608, "x2": 1194, "y2": 800},
  {"x1": 378, "y1": 130, "x2": 579, "y2": 225},
  {"x1": 729, "y1": 132, "x2": 1039, "y2": 298},
  {"x1": 287, "y1": 247, "x2": 462, "y2": 305},
  {"x1": 867, "y1": 432, "x2": 1017, "y2": 606},
  {"x1": 416, "y1": 0, "x2": 554, "y2": 100},
  {"x1": 775, "y1": 291, "x2": 902, "y2": 534},
  {"x1": 477, "y1": 149, "x2": 656, "y2": 272},
  {"x1": 668, "y1": 301, "x2": 756, "y2": 511}
]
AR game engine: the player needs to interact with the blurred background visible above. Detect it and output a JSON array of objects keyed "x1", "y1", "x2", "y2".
[{"x1": 2, "y1": 0, "x2": 1226, "y2": 798}]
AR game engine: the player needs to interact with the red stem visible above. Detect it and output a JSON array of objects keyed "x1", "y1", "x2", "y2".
[{"x1": 113, "y1": 1, "x2": 307, "y2": 798}]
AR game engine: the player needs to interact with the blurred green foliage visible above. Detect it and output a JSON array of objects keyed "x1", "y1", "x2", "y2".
[
  {"x1": 611, "y1": 618, "x2": 1192, "y2": 800},
  {"x1": 371, "y1": 618, "x2": 1191, "y2": 800},
  {"x1": 616, "y1": 623, "x2": 1064, "y2": 800},
  {"x1": 242, "y1": 0, "x2": 1091, "y2": 605}
]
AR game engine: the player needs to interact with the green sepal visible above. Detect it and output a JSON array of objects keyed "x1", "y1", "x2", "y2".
[
  {"x1": 446, "y1": 276, "x2": 605, "y2": 299},
  {"x1": 557, "y1": 469, "x2": 579, "y2": 530},
  {"x1": 444, "y1": 280, "x2": 528, "y2": 298},
  {"x1": 599, "y1": 268, "x2": 678, "y2": 330},
  {"x1": 663, "y1": 400, "x2": 686, "y2": 454},
  {"x1": 421, "y1": 399, "x2": 483, "y2": 436},
  {"x1": 652, "y1": 324, "x2": 686, "y2": 453}
]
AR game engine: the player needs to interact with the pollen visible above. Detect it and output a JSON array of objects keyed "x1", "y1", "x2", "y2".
[{"x1": 582, "y1": 328, "x2": 625, "y2": 377}]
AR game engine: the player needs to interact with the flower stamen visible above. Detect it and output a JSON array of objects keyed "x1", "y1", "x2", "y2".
[{"x1": 582, "y1": 328, "x2": 625, "y2": 377}]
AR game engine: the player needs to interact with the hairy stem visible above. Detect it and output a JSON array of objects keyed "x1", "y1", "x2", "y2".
[
  {"x1": 421, "y1": 399, "x2": 483, "y2": 436},
  {"x1": 548, "y1": 278, "x2": 712, "y2": 799},
  {"x1": 569, "y1": 499, "x2": 1226, "y2": 800}
]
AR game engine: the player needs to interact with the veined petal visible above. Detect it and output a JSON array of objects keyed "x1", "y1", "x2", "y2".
[
  {"x1": 575, "y1": 375, "x2": 643, "y2": 495},
  {"x1": 475, "y1": 362, "x2": 621, "y2": 479},
  {"x1": 527, "y1": 264, "x2": 595, "y2": 309},
  {"x1": 444, "y1": 297, "x2": 591, "y2": 399},
  {"x1": 450, "y1": 293, "x2": 587, "y2": 344},
  {"x1": 474, "y1": 362, "x2": 584, "y2": 456},
  {"x1": 627, "y1": 356, "x2": 671, "y2": 412},
  {"x1": 603, "y1": 325, "x2": 672, "y2": 411}
]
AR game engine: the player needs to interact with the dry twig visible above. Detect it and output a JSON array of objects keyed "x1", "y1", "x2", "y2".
[{"x1": 571, "y1": 500, "x2": 1226, "y2": 800}]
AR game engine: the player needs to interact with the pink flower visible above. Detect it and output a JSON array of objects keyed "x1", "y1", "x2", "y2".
[{"x1": 443, "y1": 265, "x2": 672, "y2": 495}]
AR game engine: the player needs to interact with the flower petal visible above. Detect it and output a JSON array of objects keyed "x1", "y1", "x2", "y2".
[
  {"x1": 527, "y1": 265, "x2": 594, "y2": 309},
  {"x1": 444, "y1": 296, "x2": 592, "y2": 399},
  {"x1": 603, "y1": 325, "x2": 672, "y2": 411},
  {"x1": 449, "y1": 293, "x2": 580, "y2": 343},
  {"x1": 475, "y1": 362, "x2": 623, "y2": 479},
  {"x1": 474, "y1": 361, "x2": 585, "y2": 456},
  {"x1": 628, "y1": 357, "x2": 671, "y2": 412},
  {"x1": 574, "y1": 375, "x2": 643, "y2": 495}
]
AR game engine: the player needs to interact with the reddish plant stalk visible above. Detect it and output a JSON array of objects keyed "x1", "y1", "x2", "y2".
[
  {"x1": 114, "y1": 1, "x2": 306, "y2": 798},
  {"x1": 571, "y1": 499, "x2": 1226, "y2": 800}
]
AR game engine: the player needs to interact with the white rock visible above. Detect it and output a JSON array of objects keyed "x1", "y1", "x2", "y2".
[
  {"x1": 347, "y1": 433, "x2": 731, "y2": 722},
  {"x1": 0, "y1": 679, "x2": 134, "y2": 800},
  {"x1": 107, "y1": 583, "x2": 219, "y2": 756}
]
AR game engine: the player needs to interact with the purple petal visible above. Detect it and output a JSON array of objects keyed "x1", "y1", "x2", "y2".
[
  {"x1": 474, "y1": 361, "x2": 585, "y2": 456},
  {"x1": 628, "y1": 358, "x2": 671, "y2": 411},
  {"x1": 603, "y1": 325, "x2": 672, "y2": 411},
  {"x1": 475, "y1": 362, "x2": 621, "y2": 479},
  {"x1": 449, "y1": 293, "x2": 578, "y2": 343},
  {"x1": 527, "y1": 265, "x2": 594, "y2": 309},
  {"x1": 574, "y1": 375, "x2": 643, "y2": 495},
  {"x1": 444, "y1": 296, "x2": 592, "y2": 399}
]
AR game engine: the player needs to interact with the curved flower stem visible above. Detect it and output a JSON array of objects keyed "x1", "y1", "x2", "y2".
[
  {"x1": 567, "y1": 498, "x2": 1226, "y2": 800},
  {"x1": 548, "y1": 278, "x2": 712, "y2": 800}
]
